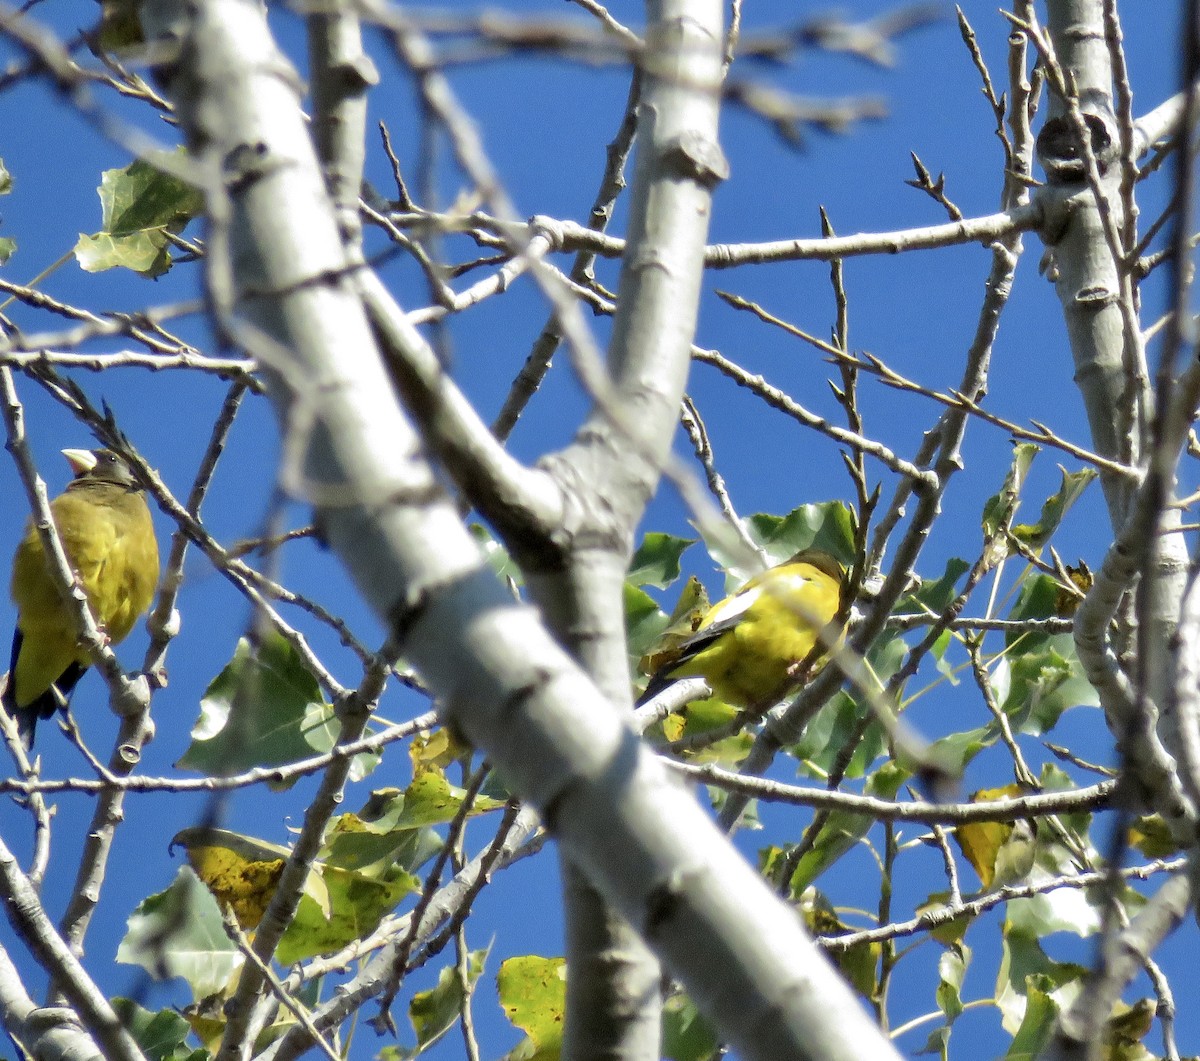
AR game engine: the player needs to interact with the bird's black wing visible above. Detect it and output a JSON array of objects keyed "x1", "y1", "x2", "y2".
[
  {"x1": 637, "y1": 616, "x2": 742, "y2": 706},
  {"x1": 4, "y1": 629, "x2": 87, "y2": 750}
]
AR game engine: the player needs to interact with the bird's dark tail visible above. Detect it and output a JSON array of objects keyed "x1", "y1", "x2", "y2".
[
  {"x1": 1, "y1": 630, "x2": 29, "y2": 748},
  {"x1": 15, "y1": 703, "x2": 37, "y2": 752},
  {"x1": 636, "y1": 669, "x2": 674, "y2": 708}
]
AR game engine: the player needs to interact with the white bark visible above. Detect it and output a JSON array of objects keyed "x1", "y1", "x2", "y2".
[{"x1": 139, "y1": 0, "x2": 900, "y2": 1057}]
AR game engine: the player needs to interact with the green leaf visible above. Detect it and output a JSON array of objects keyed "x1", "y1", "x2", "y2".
[
  {"x1": 111, "y1": 999, "x2": 204, "y2": 1061},
  {"x1": 117, "y1": 867, "x2": 243, "y2": 1000},
  {"x1": 328, "y1": 819, "x2": 443, "y2": 877},
  {"x1": 790, "y1": 690, "x2": 863, "y2": 775},
  {"x1": 396, "y1": 769, "x2": 504, "y2": 827},
  {"x1": 625, "y1": 583, "x2": 673, "y2": 670},
  {"x1": 394, "y1": 950, "x2": 489, "y2": 1059},
  {"x1": 997, "y1": 574, "x2": 1098, "y2": 724},
  {"x1": 798, "y1": 888, "x2": 880, "y2": 1000},
  {"x1": 982, "y1": 443, "x2": 1038, "y2": 539},
  {"x1": 634, "y1": 576, "x2": 714, "y2": 694},
  {"x1": 98, "y1": 153, "x2": 202, "y2": 234},
  {"x1": 1128, "y1": 813, "x2": 1182, "y2": 858},
  {"x1": 785, "y1": 762, "x2": 906, "y2": 893},
  {"x1": 662, "y1": 993, "x2": 720, "y2": 1061},
  {"x1": 935, "y1": 637, "x2": 1097, "y2": 780},
  {"x1": 170, "y1": 820, "x2": 419, "y2": 965},
  {"x1": 1004, "y1": 976, "x2": 1059, "y2": 1059},
  {"x1": 180, "y1": 631, "x2": 377, "y2": 785},
  {"x1": 916, "y1": 1025, "x2": 950, "y2": 1059},
  {"x1": 323, "y1": 788, "x2": 447, "y2": 875},
  {"x1": 470, "y1": 523, "x2": 522, "y2": 586},
  {"x1": 1005, "y1": 573, "x2": 1064, "y2": 651},
  {"x1": 664, "y1": 695, "x2": 738, "y2": 740},
  {"x1": 1037, "y1": 762, "x2": 1094, "y2": 838},
  {"x1": 931, "y1": 628, "x2": 958, "y2": 684},
  {"x1": 935, "y1": 945, "x2": 968, "y2": 1023},
  {"x1": 0, "y1": 158, "x2": 11, "y2": 195},
  {"x1": 901, "y1": 557, "x2": 971, "y2": 615},
  {"x1": 498, "y1": 955, "x2": 566, "y2": 1061},
  {"x1": 926, "y1": 724, "x2": 994, "y2": 775},
  {"x1": 76, "y1": 230, "x2": 172, "y2": 276},
  {"x1": 1011, "y1": 466, "x2": 1097, "y2": 550},
  {"x1": 74, "y1": 152, "x2": 202, "y2": 276},
  {"x1": 793, "y1": 631, "x2": 906, "y2": 778},
  {"x1": 276, "y1": 861, "x2": 418, "y2": 964},
  {"x1": 996, "y1": 636, "x2": 1099, "y2": 733},
  {"x1": 338, "y1": 772, "x2": 504, "y2": 837},
  {"x1": 629, "y1": 533, "x2": 695, "y2": 589},
  {"x1": 863, "y1": 627, "x2": 911, "y2": 687},
  {"x1": 1103, "y1": 999, "x2": 1156, "y2": 1060},
  {"x1": 712, "y1": 502, "x2": 856, "y2": 588},
  {"x1": 663, "y1": 696, "x2": 753, "y2": 767},
  {"x1": 98, "y1": 0, "x2": 146, "y2": 50},
  {"x1": 1006, "y1": 878, "x2": 1101, "y2": 939},
  {"x1": 994, "y1": 933, "x2": 1085, "y2": 1035},
  {"x1": 791, "y1": 690, "x2": 888, "y2": 781}
]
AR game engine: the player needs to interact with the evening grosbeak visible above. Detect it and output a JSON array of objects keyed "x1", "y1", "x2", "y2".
[
  {"x1": 3, "y1": 448, "x2": 159, "y2": 748},
  {"x1": 641, "y1": 550, "x2": 846, "y2": 709}
]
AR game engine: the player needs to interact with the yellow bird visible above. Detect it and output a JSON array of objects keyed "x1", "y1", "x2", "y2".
[
  {"x1": 3, "y1": 449, "x2": 159, "y2": 748},
  {"x1": 641, "y1": 550, "x2": 846, "y2": 709}
]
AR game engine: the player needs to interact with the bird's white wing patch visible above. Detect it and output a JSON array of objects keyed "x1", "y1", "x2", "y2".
[
  {"x1": 776, "y1": 571, "x2": 812, "y2": 594},
  {"x1": 705, "y1": 584, "x2": 762, "y2": 627}
]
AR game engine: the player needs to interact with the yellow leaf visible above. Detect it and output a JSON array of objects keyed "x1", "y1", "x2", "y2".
[
  {"x1": 953, "y1": 786, "x2": 1024, "y2": 890},
  {"x1": 411, "y1": 727, "x2": 469, "y2": 772},
  {"x1": 638, "y1": 576, "x2": 710, "y2": 678},
  {"x1": 172, "y1": 827, "x2": 288, "y2": 930},
  {"x1": 1054, "y1": 561, "x2": 1093, "y2": 617},
  {"x1": 172, "y1": 827, "x2": 328, "y2": 928},
  {"x1": 1128, "y1": 814, "x2": 1182, "y2": 859}
]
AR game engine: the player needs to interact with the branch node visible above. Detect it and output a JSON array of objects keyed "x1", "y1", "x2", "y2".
[{"x1": 661, "y1": 131, "x2": 730, "y2": 189}]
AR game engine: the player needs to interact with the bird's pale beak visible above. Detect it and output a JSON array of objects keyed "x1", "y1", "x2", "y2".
[{"x1": 61, "y1": 449, "x2": 97, "y2": 477}]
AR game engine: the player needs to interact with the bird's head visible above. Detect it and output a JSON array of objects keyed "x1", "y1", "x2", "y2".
[
  {"x1": 62, "y1": 448, "x2": 141, "y2": 490},
  {"x1": 783, "y1": 548, "x2": 845, "y2": 584}
]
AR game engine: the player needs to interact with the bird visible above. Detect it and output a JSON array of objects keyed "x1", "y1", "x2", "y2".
[
  {"x1": 3, "y1": 448, "x2": 159, "y2": 749},
  {"x1": 640, "y1": 550, "x2": 847, "y2": 710}
]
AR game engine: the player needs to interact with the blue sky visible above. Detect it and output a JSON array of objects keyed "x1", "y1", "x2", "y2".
[{"x1": 0, "y1": 1, "x2": 1194, "y2": 1058}]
